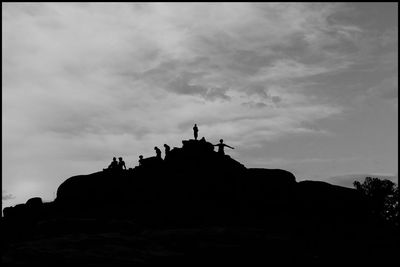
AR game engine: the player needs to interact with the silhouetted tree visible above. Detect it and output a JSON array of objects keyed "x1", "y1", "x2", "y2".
[
  {"x1": 354, "y1": 177, "x2": 398, "y2": 227},
  {"x1": 383, "y1": 185, "x2": 399, "y2": 227}
]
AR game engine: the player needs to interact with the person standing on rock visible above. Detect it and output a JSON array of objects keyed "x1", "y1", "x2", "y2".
[
  {"x1": 193, "y1": 124, "x2": 199, "y2": 140},
  {"x1": 214, "y1": 139, "x2": 234, "y2": 155},
  {"x1": 154, "y1": 146, "x2": 162, "y2": 160},
  {"x1": 138, "y1": 155, "x2": 144, "y2": 166},
  {"x1": 164, "y1": 144, "x2": 170, "y2": 159}
]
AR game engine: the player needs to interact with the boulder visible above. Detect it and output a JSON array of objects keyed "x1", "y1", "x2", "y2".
[
  {"x1": 3, "y1": 206, "x2": 14, "y2": 219},
  {"x1": 294, "y1": 180, "x2": 369, "y2": 227},
  {"x1": 26, "y1": 197, "x2": 43, "y2": 208}
]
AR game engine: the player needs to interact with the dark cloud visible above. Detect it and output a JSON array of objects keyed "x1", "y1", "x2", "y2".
[
  {"x1": 204, "y1": 87, "x2": 231, "y2": 101},
  {"x1": 246, "y1": 84, "x2": 269, "y2": 98},
  {"x1": 243, "y1": 84, "x2": 283, "y2": 105},
  {"x1": 167, "y1": 72, "x2": 208, "y2": 96},
  {"x1": 144, "y1": 65, "x2": 231, "y2": 100},
  {"x1": 298, "y1": 121, "x2": 322, "y2": 132},
  {"x1": 229, "y1": 49, "x2": 276, "y2": 75},
  {"x1": 2, "y1": 192, "x2": 15, "y2": 201},
  {"x1": 271, "y1": 96, "x2": 282, "y2": 104},
  {"x1": 242, "y1": 101, "x2": 268, "y2": 109}
]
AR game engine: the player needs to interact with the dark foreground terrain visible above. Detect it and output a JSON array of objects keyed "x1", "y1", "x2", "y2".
[
  {"x1": 2, "y1": 139, "x2": 398, "y2": 264},
  {"x1": 3, "y1": 221, "x2": 398, "y2": 264}
]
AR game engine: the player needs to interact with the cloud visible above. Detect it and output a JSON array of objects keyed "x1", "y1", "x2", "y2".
[
  {"x1": 2, "y1": 3, "x2": 397, "y2": 205},
  {"x1": 242, "y1": 101, "x2": 268, "y2": 109},
  {"x1": 2, "y1": 192, "x2": 15, "y2": 201},
  {"x1": 367, "y1": 76, "x2": 398, "y2": 100},
  {"x1": 351, "y1": 75, "x2": 398, "y2": 109},
  {"x1": 2, "y1": 2, "x2": 348, "y2": 143}
]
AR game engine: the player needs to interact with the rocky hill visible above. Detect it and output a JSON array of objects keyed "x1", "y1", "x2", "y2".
[{"x1": 2, "y1": 138, "x2": 398, "y2": 264}]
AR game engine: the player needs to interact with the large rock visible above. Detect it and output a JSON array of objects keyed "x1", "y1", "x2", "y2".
[
  {"x1": 26, "y1": 197, "x2": 43, "y2": 208},
  {"x1": 8, "y1": 138, "x2": 370, "y2": 228},
  {"x1": 55, "y1": 171, "x2": 130, "y2": 215},
  {"x1": 3, "y1": 197, "x2": 44, "y2": 221},
  {"x1": 54, "y1": 139, "x2": 299, "y2": 223},
  {"x1": 293, "y1": 180, "x2": 369, "y2": 228}
]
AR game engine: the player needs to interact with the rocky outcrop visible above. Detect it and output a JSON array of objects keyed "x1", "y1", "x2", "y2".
[
  {"x1": 2, "y1": 137, "x2": 397, "y2": 264},
  {"x1": 51, "y1": 139, "x2": 303, "y2": 225},
  {"x1": 4, "y1": 138, "x2": 372, "y2": 227}
]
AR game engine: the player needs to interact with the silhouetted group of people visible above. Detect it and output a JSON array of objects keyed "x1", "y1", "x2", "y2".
[
  {"x1": 193, "y1": 124, "x2": 234, "y2": 154},
  {"x1": 105, "y1": 157, "x2": 126, "y2": 171},
  {"x1": 137, "y1": 144, "x2": 170, "y2": 167},
  {"x1": 152, "y1": 145, "x2": 169, "y2": 160},
  {"x1": 104, "y1": 124, "x2": 235, "y2": 171}
]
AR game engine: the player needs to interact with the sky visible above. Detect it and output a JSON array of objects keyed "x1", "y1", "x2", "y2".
[{"x1": 2, "y1": 3, "x2": 398, "y2": 207}]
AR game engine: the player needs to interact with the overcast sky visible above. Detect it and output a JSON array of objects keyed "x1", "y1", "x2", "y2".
[{"x1": 2, "y1": 3, "x2": 398, "y2": 206}]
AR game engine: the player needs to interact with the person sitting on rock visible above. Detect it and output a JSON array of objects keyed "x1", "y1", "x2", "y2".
[
  {"x1": 139, "y1": 155, "x2": 144, "y2": 166},
  {"x1": 154, "y1": 146, "x2": 162, "y2": 160},
  {"x1": 118, "y1": 157, "x2": 126, "y2": 170},
  {"x1": 214, "y1": 139, "x2": 234, "y2": 155},
  {"x1": 106, "y1": 157, "x2": 118, "y2": 171},
  {"x1": 164, "y1": 144, "x2": 170, "y2": 159},
  {"x1": 193, "y1": 124, "x2": 199, "y2": 140}
]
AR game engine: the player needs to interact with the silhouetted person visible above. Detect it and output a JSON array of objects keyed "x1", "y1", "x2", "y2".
[
  {"x1": 118, "y1": 157, "x2": 126, "y2": 170},
  {"x1": 139, "y1": 155, "x2": 144, "y2": 166},
  {"x1": 164, "y1": 144, "x2": 170, "y2": 159},
  {"x1": 214, "y1": 139, "x2": 234, "y2": 155},
  {"x1": 107, "y1": 157, "x2": 118, "y2": 170},
  {"x1": 193, "y1": 124, "x2": 199, "y2": 140},
  {"x1": 154, "y1": 146, "x2": 162, "y2": 159}
]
